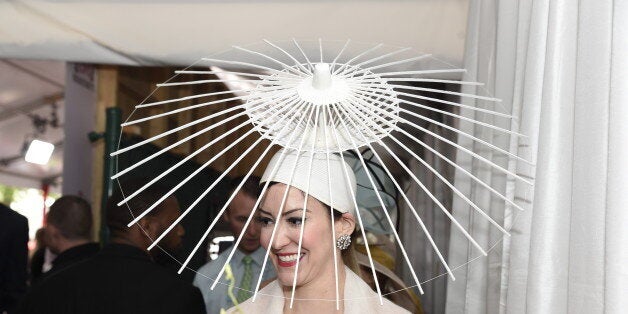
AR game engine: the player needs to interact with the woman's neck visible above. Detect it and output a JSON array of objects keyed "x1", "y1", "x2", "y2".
[{"x1": 281, "y1": 264, "x2": 347, "y2": 313}]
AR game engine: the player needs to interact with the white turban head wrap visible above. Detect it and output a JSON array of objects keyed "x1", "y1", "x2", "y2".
[{"x1": 260, "y1": 149, "x2": 357, "y2": 216}]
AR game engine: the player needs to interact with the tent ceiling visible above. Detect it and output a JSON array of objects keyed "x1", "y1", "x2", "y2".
[
  {"x1": 0, "y1": 59, "x2": 65, "y2": 189},
  {"x1": 0, "y1": 0, "x2": 469, "y2": 67}
]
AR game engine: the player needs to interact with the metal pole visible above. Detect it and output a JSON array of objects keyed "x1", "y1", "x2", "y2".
[{"x1": 99, "y1": 107, "x2": 121, "y2": 245}]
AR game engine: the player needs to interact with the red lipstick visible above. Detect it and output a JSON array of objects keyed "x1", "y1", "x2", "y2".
[{"x1": 275, "y1": 252, "x2": 305, "y2": 267}]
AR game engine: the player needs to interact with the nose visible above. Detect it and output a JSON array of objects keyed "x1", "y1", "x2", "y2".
[{"x1": 271, "y1": 221, "x2": 291, "y2": 251}]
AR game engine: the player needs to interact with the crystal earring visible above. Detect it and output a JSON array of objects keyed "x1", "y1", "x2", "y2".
[{"x1": 336, "y1": 234, "x2": 351, "y2": 250}]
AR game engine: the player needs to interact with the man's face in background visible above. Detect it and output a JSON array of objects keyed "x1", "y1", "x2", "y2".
[
  {"x1": 155, "y1": 196, "x2": 185, "y2": 253},
  {"x1": 224, "y1": 191, "x2": 260, "y2": 254}
]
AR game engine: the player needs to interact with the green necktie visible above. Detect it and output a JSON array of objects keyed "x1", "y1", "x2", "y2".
[{"x1": 236, "y1": 255, "x2": 253, "y2": 303}]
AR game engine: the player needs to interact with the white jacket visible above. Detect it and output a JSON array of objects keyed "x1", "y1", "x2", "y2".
[{"x1": 227, "y1": 266, "x2": 409, "y2": 314}]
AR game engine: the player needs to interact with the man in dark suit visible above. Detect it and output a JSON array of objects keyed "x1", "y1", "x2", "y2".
[
  {"x1": 0, "y1": 202, "x2": 29, "y2": 314},
  {"x1": 39, "y1": 196, "x2": 99, "y2": 280},
  {"x1": 17, "y1": 181, "x2": 205, "y2": 314}
]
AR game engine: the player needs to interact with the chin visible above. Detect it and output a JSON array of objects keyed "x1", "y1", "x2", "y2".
[
  {"x1": 276, "y1": 272, "x2": 296, "y2": 286},
  {"x1": 242, "y1": 244, "x2": 260, "y2": 253},
  {"x1": 272, "y1": 260, "x2": 310, "y2": 287},
  {"x1": 276, "y1": 271, "x2": 311, "y2": 287}
]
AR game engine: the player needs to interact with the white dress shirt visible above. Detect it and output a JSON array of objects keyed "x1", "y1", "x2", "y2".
[{"x1": 193, "y1": 246, "x2": 275, "y2": 314}]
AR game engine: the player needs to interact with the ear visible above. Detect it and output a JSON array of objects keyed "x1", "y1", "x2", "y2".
[
  {"x1": 46, "y1": 224, "x2": 61, "y2": 240},
  {"x1": 137, "y1": 216, "x2": 158, "y2": 239},
  {"x1": 334, "y1": 212, "x2": 356, "y2": 238},
  {"x1": 44, "y1": 225, "x2": 62, "y2": 253}
]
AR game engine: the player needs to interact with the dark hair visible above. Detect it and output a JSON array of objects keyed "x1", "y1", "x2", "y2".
[
  {"x1": 47, "y1": 195, "x2": 93, "y2": 240},
  {"x1": 330, "y1": 208, "x2": 360, "y2": 276},
  {"x1": 107, "y1": 178, "x2": 172, "y2": 237},
  {"x1": 228, "y1": 175, "x2": 262, "y2": 199}
]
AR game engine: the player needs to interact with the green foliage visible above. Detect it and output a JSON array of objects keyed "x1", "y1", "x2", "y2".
[{"x1": 0, "y1": 184, "x2": 18, "y2": 204}]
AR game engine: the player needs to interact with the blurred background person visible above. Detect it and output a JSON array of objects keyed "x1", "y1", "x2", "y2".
[
  {"x1": 28, "y1": 228, "x2": 46, "y2": 283},
  {"x1": 38, "y1": 196, "x2": 98, "y2": 281},
  {"x1": 17, "y1": 179, "x2": 205, "y2": 314},
  {"x1": 0, "y1": 202, "x2": 28, "y2": 314},
  {"x1": 194, "y1": 176, "x2": 275, "y2": 313},
  {"x1": 28, "y1": 228, "x2": 56, "y2": 284}
]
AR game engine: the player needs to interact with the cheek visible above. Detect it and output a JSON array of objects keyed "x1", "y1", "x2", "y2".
[
  {"x1": 229, "y1": 221, "x2": 245, "y2": 234},
  {"x1": 163, "y1": 232, "x2": 180, "y2": 246},
  {"x1": 236, "y1": 221, "x2": 247, "y2": 233},
  {"x1": 259, "y1": 228, "x2": 272, "y2": 249},
  {"x1": 302, "y1": 222, "x2": 332, "y2": 252}
]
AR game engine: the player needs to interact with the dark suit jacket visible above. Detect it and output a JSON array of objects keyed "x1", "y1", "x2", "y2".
[
  {"x1": 0, "y1": 204, "x2": 29, "y2": 314},
  {"x1": 17, "y1": 243, "x2": 205, "y2": 314},
  {"x1": 46, "y1": 242, "x2": 100, "y2": 277},
  {"x1": 31, "y1": 243, "x2": 100, "y2": 286}
]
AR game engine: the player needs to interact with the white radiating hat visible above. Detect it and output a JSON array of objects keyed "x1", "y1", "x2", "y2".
[
  {"x1": 112, "y1": 40, "x2": 534, "y2": 305},
  {"x1": 260, "y1": 149, "x2": 357, "y2": 216}
]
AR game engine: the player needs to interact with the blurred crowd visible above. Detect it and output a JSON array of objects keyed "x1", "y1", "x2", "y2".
[{"x1": 0, "y1": 176, "x2": 274, "y2": 314}]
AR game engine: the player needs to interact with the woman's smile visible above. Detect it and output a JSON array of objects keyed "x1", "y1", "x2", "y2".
[{"x1": 275, "y1": 252, "x2": 306, "y2": 267}]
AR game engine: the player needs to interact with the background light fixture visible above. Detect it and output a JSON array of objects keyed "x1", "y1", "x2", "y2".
[{"x1": 24, "y1": 139, "x2": 54, "y2": 165}]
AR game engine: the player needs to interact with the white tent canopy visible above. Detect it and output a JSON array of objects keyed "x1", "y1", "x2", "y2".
[{"x1": 0, "y1": 0, "x2": 468, "y2": 66}]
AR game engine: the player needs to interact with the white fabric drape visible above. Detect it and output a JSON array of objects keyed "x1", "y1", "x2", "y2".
[{"x1": 445, "y1": 0, "x2": 628, "y2": 314}]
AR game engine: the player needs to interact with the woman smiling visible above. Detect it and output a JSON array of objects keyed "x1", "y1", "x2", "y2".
[{"x1": 228, "y1": 149, "x2": 408, "y2": 314}]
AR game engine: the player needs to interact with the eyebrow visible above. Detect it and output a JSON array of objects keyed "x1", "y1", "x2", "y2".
[{"x1": 258, "y1": 208, "x2": 310, "y2": 217}]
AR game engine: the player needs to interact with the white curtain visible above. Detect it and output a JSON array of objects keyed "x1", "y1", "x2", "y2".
[{"x1": 445, "y1": 0, "x2": 628, "y2": 314}]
